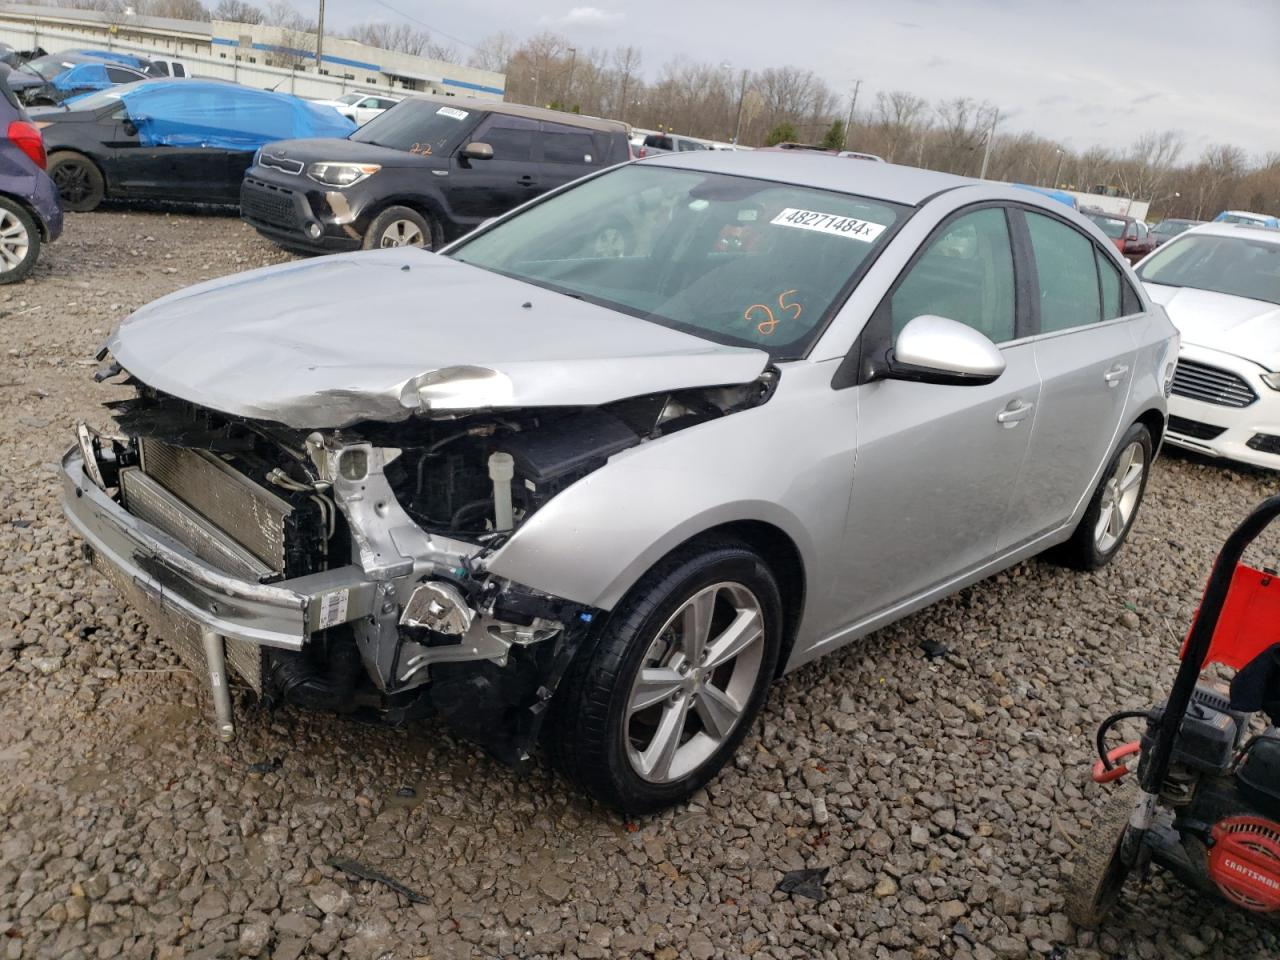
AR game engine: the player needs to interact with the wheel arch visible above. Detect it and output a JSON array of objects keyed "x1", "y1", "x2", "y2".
[
  {"x1": 0, "y1": 190, "x2": 50, "y2": 241},
  {"x1": 359, "y1": 193, "x2": 446, "y2": 247},
  {"x1": 588, "y1": 518, "x2": 808, "y2": 679},
  {"x1": 1134, "y1": 406, "x2": 1166, "y2": 453},
  {"x1": 47, "y1": 148, "x2": 111, "y2": 195}
]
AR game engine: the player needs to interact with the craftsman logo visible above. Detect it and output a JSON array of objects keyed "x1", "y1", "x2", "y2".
[{"x1": 1223, "y1": 857, "x2": 1280, "y2": 890}]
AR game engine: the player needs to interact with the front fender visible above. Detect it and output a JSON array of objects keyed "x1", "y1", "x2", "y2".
[{"x1": 482, "y1": 362, "x2": 851, "y2": 614}]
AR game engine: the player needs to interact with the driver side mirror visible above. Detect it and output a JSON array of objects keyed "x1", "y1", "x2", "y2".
[
  {"x1": 461, "y1": 141, "x2": 493, "y2": 161},
  {"x1": 881, "y1": 314, "x2": 1006, "y2": 386}
]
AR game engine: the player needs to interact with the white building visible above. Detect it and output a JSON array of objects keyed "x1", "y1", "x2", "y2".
[{"x1": 0, "y1": 4, "x2": 505, "y2": 101}]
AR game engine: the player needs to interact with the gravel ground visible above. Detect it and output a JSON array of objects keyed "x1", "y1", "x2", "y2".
[{"x1": 3, "y1": 209, "x2": 1280, "y2": 960}]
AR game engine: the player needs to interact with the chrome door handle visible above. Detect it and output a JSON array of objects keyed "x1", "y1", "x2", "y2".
[
  {"x1": 996, "y1": 399, "x2": 1035, "y2": 426},
  {"x1": 1104, "y1": 364, "x2": 1130, "y2": 387}
]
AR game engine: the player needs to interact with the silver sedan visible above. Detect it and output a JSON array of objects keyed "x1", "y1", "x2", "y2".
[{"x1": 64, "y1": 152, "x2": 1177, "y2": 812}]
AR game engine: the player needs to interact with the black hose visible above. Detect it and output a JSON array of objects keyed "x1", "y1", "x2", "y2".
[
  {"x1": 268, "y1": 639, "x2": 362, "y2": 712},
  {"x1": 1096, "y1": 710, "x2": 1151, "y2": 769},
  {"x1": 450, "y1": 498, "x2": 493, "y2": 529}
]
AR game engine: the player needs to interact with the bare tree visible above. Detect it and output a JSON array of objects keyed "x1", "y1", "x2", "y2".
[
  {"x1": 469, "y1": 31, "x2": 516, "y2": 73},
  {"x1": 260, "y1": 0, "x2": 312, "y2": 30},
  {"x1": 612, "y1": 45, "x2": 641, "y2": 122},
  {"x1": 146, "y1": 0, "x2": 210, "y2": 19},
  {"x1": 213, "y1": 0, "x2": 262, "y2": 23},
  {"x1": 347, "y1": 22, "x2": 433, "y2": 57},
  {"x1": 873, "y1": 90, "x2": 927, "y2": 162},
  {"x1": 1116, "y1": 129, "x2": 1185, "y2": 201}
]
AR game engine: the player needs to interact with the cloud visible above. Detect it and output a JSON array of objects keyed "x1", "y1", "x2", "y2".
[{"x1": 559, "y1": 6, "x2": 623, "y2": 25}]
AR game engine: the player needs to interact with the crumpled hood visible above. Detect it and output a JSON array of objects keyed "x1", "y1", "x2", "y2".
[
  {"x1": 107, "y1": 248, "x2": 771, "y2": 429},
  {"x1": 1145, "y1": 282, "x2": 1280, "y2": 368}
]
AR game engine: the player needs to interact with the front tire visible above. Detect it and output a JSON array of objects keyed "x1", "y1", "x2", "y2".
[
  {"x1": 1065, "y1": 788, "x2": 1136, "y2": 927},
  {"x1": 0, "y1": 197, "x2": 40, "y2": 284},
  {"x1": 551, "y1": 541, "x2": 783, "y2": 814},
  {"x1": 1051, "y1": 422, "x2": 1153, "y2": 571},
  {"x1": 48, "y1": 152, "x2": 105, "y2": 212},
  {"x1": 362, "y1": 205, "x2": 433, "y2": 250}
]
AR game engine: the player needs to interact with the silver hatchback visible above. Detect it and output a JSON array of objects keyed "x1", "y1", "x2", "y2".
[{"x1": 63, "y1": 153, "x2": 1177, "y2": 811}]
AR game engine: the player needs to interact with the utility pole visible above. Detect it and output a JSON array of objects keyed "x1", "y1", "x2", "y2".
[
  {"x1": 978, "y1": 106, "x2": 999, "y2": 179},
  {"x1": 563, "y1": 47, "x2": 577, "y2": 106},
  {"x1": 842, "y1": 79, "x2": 861, "y2": 151},
  {"x1": 315, "y1": 0, "x2": 325, "y2": 68},
  {"x1": 1051, "y1": 148, "x2": 1065, "y2": 189},
  {"x1": 732, "y1": 70, "x2": 749, "y2": 145}
]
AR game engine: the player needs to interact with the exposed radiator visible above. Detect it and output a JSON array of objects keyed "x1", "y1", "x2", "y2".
[
  {"x1": 137, "y1": 438, "x2": 294, "y2": 573},
  {"x1": 89, "y1": 548, "x2": 266, "y2": 696}
]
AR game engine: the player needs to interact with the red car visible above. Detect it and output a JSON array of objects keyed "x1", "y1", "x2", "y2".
[{"x1": 1082, "y1": 209, "x2": 1156, "y2": 264}]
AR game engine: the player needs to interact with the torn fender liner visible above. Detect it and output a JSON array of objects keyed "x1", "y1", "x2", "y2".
[
  {"x1": 429, "y1": 595, "x2": 599, "y2": 769},
  {"x1": 105, "y1": 250, "x2": 771, "y2": 428}
]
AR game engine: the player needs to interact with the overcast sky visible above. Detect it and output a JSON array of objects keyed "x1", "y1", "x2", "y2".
[{"x1": 327, "y1": 0, "x2": 1279, "y2": 158}]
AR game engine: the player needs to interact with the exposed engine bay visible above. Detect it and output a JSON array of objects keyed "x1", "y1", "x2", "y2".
[{"x1": 74, "y1": 368, "x2": 776, "y2": 763}]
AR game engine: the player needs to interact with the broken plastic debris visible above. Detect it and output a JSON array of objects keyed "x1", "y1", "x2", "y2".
[
  {"x1": 328, "y1": 856, "x2": 428, "y2": 904},
  {"x1": 919, "y1": 638, "x2": 950, "y2": 660},
  {"x1": 775, "y1": 866, "x2": 829, "y2": 902}
]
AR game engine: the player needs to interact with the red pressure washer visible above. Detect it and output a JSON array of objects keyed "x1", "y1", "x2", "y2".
[{"x1": 1067, "y1": 496, "x2": 1280, "y2": 926}]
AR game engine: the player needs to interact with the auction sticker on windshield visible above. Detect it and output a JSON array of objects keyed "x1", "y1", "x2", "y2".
[
  {"x1": 436, "y1": 107, "x2": 469, "y2": 121},
  {"x1": 771, "y1": 208, "x2": 887, "y2": 242}
]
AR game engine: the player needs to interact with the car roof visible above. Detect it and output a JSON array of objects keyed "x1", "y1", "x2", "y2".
[
  {"x1": 1183, "y1": 221, "x2": 1280, "y2": 243},
  {"x1": 400, "y1": 93, "x2": 627, "y2": 134},
  {"x1": 1082, "y1": 207, "x2": 1133, "y2": 222},
  {"x1": 639, "y1": 150, "x2": 975, "y2": 206}
]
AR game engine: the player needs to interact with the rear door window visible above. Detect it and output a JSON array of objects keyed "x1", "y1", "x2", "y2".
[
  {"x1": 541, "y1": 121, "x2": 598, "y2": 165},
  {"x1": 472, "y1": 114, "x2": 537, "y2": 161},
  {"x1": 1026, "y1": 211, "x2": 1103, "y2": 332},
  {"x1": 105, "y1": 66, "x2": 141, "y2": 84}
]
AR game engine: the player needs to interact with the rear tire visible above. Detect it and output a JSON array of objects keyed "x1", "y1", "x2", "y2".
[
  {"x1": 0, "y1": 197, "x2": 39, "y2": 284},
  {"x1": 550, "y1": 541, "x2": 782, "y2": 814},
  {"x1": 1050, "y1": 422, "x2": 1153, "y2": 571},
  {"x1": 48, "y1": 152, "x2": 105, "y2": 212},
  {"x1": 362, "y1": 205, "x2": 433, "y2": 250},
  {"x1": 1065, "y1": 788, "x2": 1136, "y2": 928}
]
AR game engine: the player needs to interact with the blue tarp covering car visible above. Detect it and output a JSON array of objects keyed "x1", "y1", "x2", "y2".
[
  {"x1": 115, "y1": 79, "x2": 356, "y2": 150},
  {"x1": 50, "y1": 62, "x2": 117, "y2": 93}
]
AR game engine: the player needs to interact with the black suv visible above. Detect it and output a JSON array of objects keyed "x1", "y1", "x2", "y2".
[{"x1": 241, "y1": 96, "x2": 630, "y2": 253}]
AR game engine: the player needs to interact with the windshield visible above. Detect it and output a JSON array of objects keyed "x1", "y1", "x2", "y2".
[
  {"x1": 1084, "y1": 212, "x2": 1126, "y2": 238},
  {"x1": 449, "y1": 164, "x2": 906, "y2": 358},
  {"x1": 22, "y1": 55, "x2": 74, "y2": 81},
  {"x1": 334, "y1": 92, "x2": 362, "y2": 105},
  {"x1": 350, "y1": 99, "x2": 473, "y2": 155},
  {"x1": 1153, "y1": 220, "x2": 1194, "y2": 236},
  {"x1": 1138, "y1": 234, "x2": 1280, "y2": 306}
]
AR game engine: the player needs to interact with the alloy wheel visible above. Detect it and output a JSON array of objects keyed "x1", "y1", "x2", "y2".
[
  {"x1": 378, "y1": 219, "x2": 426, "y2": 248},
  {"x1": 624, "y1": 581, "x2": 765, "y2": 783},
  {"x1": 0, "y1": 209, "x2": 29, "y2": 273},
  {"x1": 1094, "y1": 440, "x2": 1146, "y2": 553},
  {"x1": 52, "y1": 163, "x2": 90, "y2": 204}
]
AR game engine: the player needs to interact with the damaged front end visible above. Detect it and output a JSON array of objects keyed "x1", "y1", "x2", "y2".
[{"x1": 63, "y1": 368, "x2": 775, "y2": 766}]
